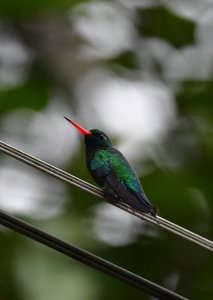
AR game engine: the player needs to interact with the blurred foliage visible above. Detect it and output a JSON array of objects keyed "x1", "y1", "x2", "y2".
[
  {"x1": 0, "y1": 1, "x2": 213, "y2": 300},
  {"x1": 0, "y1": 0, "x2": 89, "y2": 16},
  {"x1": 107, "y1": 51, "x2": 140, "y2": 71},
  {"x1": 0, "y1": 69, "x2": 49, "y2": 115},
  {"x1": 177, "y1": 81, "x2": 213, "y2": 119},
  {"x1": 137, "y1": 6, "x2": 195, "y2": 48}
]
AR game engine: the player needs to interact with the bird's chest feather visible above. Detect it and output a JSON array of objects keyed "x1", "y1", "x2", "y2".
[{"x1": 88, "y1": 150, "x2": 111, "y2": 182}]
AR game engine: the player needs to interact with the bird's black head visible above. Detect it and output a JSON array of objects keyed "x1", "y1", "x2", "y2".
[
  {"x1": 86, "y1": 129, "x2": 112, "y2": 149},
  {"x1": 64, "y1": 117, "x2": 113, "y2": 150}
]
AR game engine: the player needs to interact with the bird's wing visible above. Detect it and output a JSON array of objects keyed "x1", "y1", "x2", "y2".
[
  {"x1": 90, "y1": 149, "x2": 155, "y2": 213},
  {"x1": 105, "y1": 169, "x2": 154, "y2": 212}
]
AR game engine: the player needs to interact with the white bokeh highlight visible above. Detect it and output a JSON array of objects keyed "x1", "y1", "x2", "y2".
[
  {"x1": 76, "y1": 69, "x2": 176, "y2": 162},
  {"x1": 0, "y1": 29, "x2": 33, "y2": 89},
  {"x1": 91, "y1": 203, "x2": 159, "y2": 246},
  {"x1": 0, "y1": 98, "x2": 77, "y2": 217},
  {"x1": 71, "y1": 1, "x2": 135, "y2": 59},
  {"x1": 0, "y1": 160, "x2": 66, "y2": 218}
]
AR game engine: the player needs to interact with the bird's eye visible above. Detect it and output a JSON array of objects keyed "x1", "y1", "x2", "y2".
[{"x1": 100, "y1": 134, "x2": 107, "y2": 140}]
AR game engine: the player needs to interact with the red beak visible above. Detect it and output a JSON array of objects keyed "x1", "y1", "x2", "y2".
[{"x1": 64, "y1": 117, "x2": 91, "y2": 136}]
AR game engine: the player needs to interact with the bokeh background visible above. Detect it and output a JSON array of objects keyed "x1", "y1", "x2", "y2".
[{"x1": 0, "y1": 0, "x2": 213, "y2": 299}]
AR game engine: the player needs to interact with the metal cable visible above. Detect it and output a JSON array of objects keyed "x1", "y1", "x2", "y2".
[
  {"x1": 0, "y1": 140, "x2": 212, "y2": 252},
  {"x1": 0, "y1": 209, "x2": 187, "y2": 300}
]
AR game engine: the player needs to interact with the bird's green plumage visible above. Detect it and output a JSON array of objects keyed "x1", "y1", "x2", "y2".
[{"x1": 90, "y1": 149, "x2": 142, "y2": 194}]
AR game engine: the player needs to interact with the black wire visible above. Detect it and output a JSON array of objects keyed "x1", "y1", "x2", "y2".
[{"x1": 0, "y1": 209, "x2": 187, "y2": 300}]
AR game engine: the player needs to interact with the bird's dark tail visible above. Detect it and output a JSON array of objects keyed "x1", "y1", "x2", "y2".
[{"x1": 137, "y1": 192, "x2": 158, "y2": 218}]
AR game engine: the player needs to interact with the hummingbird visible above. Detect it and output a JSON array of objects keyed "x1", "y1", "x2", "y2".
[{"x1": 64, "y1": 117, "x2": 158, "y2": 217}]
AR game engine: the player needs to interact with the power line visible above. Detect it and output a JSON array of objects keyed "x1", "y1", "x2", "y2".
[
  {"x1": 0, "y1": 209, "x2": 187, "y2": 300},
  {"x1": 0, "y1": 140, "x2": 212, "y2": 252}
]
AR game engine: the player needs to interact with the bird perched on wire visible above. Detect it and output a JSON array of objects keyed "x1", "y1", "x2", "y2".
[{"x1": 64, "y1": 117, "x2": 158, "y2": 217}]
